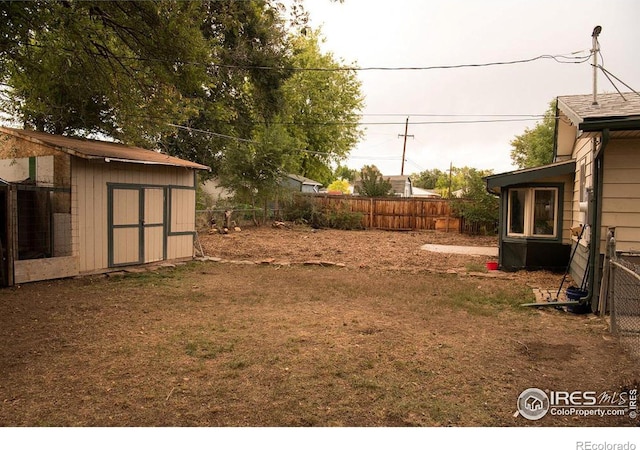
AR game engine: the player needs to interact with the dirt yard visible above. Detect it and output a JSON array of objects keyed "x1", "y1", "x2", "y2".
[{"x1": 0, "y1": 226, "x2": 638, "y2": 426}]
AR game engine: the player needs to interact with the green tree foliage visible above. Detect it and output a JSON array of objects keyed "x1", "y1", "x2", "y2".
[
  {"x1": 355, "y1": 165, "x2": 392, "y2": 197},
  {"x1": 160, "y1": 0, "x2": 294, "y2": 173},
  {"x1": 450, "y1": 168, "x2": 499, "y2": 233},
  {"x1": 410, "y1": 168, "x2": 444, "y2": 190},
  {"x1": 333, "y1": 164, "x2": 358, "y2": 183},
  {"x1": 0, "y1": 1, "x2": 210, "y2": 141},
  {"x1": 510, "y1": 100, "x2": 556, "y2": 169},
  {"x1": 280, "y1": 29, "x2": 364, "y2": 185},
  {"x1": 219, "y1": 123, "x2": 296, "y2": 210},
  {"x1": 0, "y1": 1, "x2": 364, "y2": 208}
]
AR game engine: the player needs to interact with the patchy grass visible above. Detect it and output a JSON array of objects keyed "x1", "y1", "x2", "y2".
[{"x1": 0, "y1": 262, "x2": 637, "y2": 427}]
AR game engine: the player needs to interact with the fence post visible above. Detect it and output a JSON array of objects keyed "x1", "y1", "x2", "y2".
[
  {"x1": 599, "y1": 227, "x2": 615, "y2": 316},
  {"x1": 369, "y1": 198, "x2": 373, "y2": 229},
  {"x1": 609, "y1": 261, "x2": 616, "y2": 334}
]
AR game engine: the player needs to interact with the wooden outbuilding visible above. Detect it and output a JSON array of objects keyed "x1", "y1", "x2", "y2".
[{"x1": 0, "y1": 127, "x2": 209, "y2": 286}]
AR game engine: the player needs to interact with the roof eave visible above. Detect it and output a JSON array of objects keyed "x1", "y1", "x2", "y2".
[
  {"x1": 484, "y1": 160, "x2": 576, "y2": 193},
  {"x1": 579, "y1": 117, "x2": 640, "y2": 132},
  {"x1": 557, "y1": 98, "x2": 584, "y2": 127}
]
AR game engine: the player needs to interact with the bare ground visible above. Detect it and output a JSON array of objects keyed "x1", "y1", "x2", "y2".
[{"x1": 0, "y1": 226, "x2": 638, "y2": 427}]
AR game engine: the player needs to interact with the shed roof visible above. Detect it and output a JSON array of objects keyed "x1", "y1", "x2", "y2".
[{"x1": 0, "y1": 127, "x2": 210, "y2": 171}]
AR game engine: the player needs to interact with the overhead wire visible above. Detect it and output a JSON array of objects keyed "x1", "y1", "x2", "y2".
[{"x1": 212, "y1": 51, "x2": 591, "y2": 72}]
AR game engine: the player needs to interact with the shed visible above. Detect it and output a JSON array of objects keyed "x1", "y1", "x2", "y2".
[
  {"x1": 0, "y1": 127, "x2": 210, "y2": 286},
  {"x1": 282, "y1": 174, "x2": 323, "y2": 194}
]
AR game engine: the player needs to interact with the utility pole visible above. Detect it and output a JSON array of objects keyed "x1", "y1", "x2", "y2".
[
  {"x1": 447, "y1": 162, "x2": 453, "y2": 199},
  {"x1": 398, "y1": 117, "x2": 414, "y2": 175}
]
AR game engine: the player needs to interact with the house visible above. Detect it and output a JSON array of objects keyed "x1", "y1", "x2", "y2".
[
  {"x1": 351, "y1": 174, "x2": 412, "y2": 197},
  {"x1": 386, "y1": 175, "x2": 413, "y2": 197},
  {"x1": 282, "y1": 174, "x2": 323, "y2": 194},
  {"x1": 486, "y1": 92, "x2": 640, "y2": 311},
  {"x1": 0, "y1": 126, "x2": 210, "y2": 286},
  {"x1": 201, "y1": 178, "x2": 233, "y2": 203}
]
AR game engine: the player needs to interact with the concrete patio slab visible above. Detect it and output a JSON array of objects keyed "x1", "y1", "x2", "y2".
[{"x1": 420, "y1": 244, "x2": 498, "y2": 257}]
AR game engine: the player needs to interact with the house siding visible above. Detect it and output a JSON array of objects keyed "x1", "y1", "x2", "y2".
[
  {"x1": 601, "y1": 139, "x2": 640, "y2": 253},
  {"x1": 567, "y1": 135, "x2": 596, "y2": 282}
]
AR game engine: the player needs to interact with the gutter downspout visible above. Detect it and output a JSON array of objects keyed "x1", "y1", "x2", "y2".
[{"x1": 585, "y1": 128, "x2": 609, "y2": 312}]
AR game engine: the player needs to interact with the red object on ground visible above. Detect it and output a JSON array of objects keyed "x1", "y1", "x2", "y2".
[{"x1": 486, "y1": 261, "x2": 499, "y2": 271}]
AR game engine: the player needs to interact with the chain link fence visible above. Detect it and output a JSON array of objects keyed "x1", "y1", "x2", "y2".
[
  {"x1": 608, "y1": 231, "x2": 640, "y2": 362},
  {"x1": 196, "y1": 207, "x2": 283, "y2": 231}
]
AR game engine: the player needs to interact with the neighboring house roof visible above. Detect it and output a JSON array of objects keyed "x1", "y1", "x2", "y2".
[
  {"x1": 411, "y1": 187, "x2": 441, "y2": 198},
  {"x1": 485, "y1": 159, "x2": 576, "y2": 194},
  {"x1": 558, "y1": 93, "x2": 640, "y2": 131},
  {"x1": 287, "y1": 174, "x2": 323, "y2": 187},
  {"x1": 0, "y1": 126, "x2": 210, "y2": 171},
  {"x1": 451, "y1": 188, "x2": 465, "y2": 198}
]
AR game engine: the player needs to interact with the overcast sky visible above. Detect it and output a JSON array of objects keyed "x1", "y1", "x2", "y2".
[{"x1": 302, "y1": 0, "x2": 640, "y2": 176}]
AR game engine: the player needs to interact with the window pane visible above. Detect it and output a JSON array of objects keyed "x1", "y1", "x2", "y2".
[
  {"x1": 508, "y1": 189, "x2": 525, "y2": 234},
  {"x1": 533, "y1": 190, "x2": 556, "y2": 236}
]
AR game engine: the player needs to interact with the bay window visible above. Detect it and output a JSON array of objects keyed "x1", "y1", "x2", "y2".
[{"x1": 507, "y1": 187, "x2": 558, "y2": 238}]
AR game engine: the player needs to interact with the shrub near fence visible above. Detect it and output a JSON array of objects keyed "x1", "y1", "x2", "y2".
[{"x1": 308, "y1": 194, "x2": 453, "y2": 231}]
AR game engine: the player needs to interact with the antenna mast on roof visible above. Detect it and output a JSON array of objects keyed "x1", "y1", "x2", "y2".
[{"x1": 591, "y1": 25, "x2": 602, "y2": 106}]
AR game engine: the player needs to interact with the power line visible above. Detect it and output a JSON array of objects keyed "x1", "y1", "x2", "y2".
[
  {"x1": 360, "y1": 113, "x2": 546, "y2": 118},
  {"x1": 166, "y1": 123, "x2": 258, "y2": 143},
  {"x1": 212, "y1": 51, "x2": 591, "y2": 72},
  {"x1": 27, "y1": 40, "x2": 591, "y2": 72}
]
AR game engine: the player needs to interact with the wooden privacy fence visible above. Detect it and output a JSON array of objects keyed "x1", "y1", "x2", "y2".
[{"x1": 309, "y1": 194, "x2": 460, "y2": 232}]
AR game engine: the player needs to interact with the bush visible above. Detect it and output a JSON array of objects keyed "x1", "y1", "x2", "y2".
[{"x1": 282, "y1": 196, "x2": 364, "y2": 230}]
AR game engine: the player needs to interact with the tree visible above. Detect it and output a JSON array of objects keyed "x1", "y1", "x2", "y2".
[
  {"x1": 219, "y1": 122, "x2": 297, "y2": 221},
  {"x1": 333, "y1": 164, "x2": 358, "y2": 183},
  {"x1": 327, "y1": 179, "x2": 350, "y2": 194},
  {"x1": 0, "y1": 2, "x2": 365, "y2": 210},
  {"x1": 411, "y1": 169, "x2": 444, "y2": 190},
  {"x1": 510, "y1": 100, "x2": 556, "y2": 169},
  {"x1": 355, "y1": 165, "x2": 392, "y2": 197},
  {"x1": 450, "y1": 168, "x2": 499, "y2": 233},
  {"x1": 280, "y1": 29, "x2": 364, "y2": 185},
  {"x1": 0, "y1": 0, "x2": 294, "y2": 151},
  {"x1": 0, "y1": 1, "x2": 211, "y2": 141}
]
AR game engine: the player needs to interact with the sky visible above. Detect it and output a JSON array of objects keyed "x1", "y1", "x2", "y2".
[{"x1": 301, "y1": 0, "x2": 640, "y2": 176}]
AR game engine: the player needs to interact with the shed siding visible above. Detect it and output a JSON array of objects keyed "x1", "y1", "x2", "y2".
[{"x1": 73, "y1": 158, "x2": 195, "y2": 272}]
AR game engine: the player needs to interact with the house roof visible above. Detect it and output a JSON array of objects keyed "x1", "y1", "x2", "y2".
[
  {"x1": 411, "y1": 187, "x2": 441, "y2": 198},
  {"x1": 0, "y1": 126, "x2": 210, "y2": 171},
  {"x1": 287, "y1": 174, "x2": 322, "y2": 186},
  {"x1": 485, "y1": 159, "x2": 576, "y2": 194},
  {"x1": 558, "y1": 93, "x2": 640, "y2": 131}
]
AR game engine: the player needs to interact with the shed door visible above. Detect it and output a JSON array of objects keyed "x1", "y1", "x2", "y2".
[
  {"x1": 109, "y1": 186, "x2": 166, "y2": 267},
  {"x1": 143, "y1": 187, "x2": 165, "y2": 264}
]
